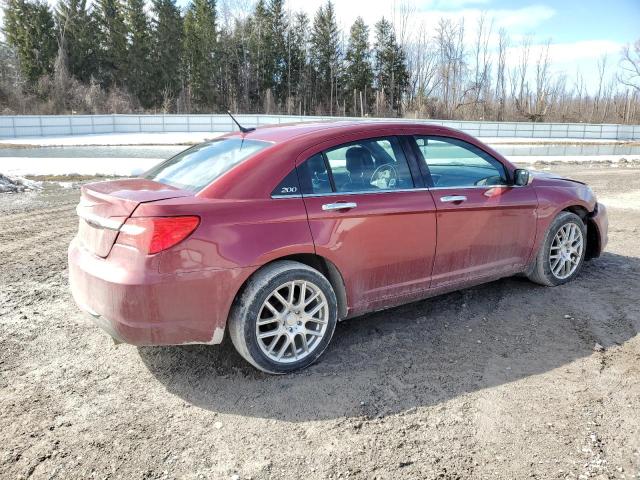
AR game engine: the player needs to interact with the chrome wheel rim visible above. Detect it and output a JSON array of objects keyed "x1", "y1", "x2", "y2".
[
  {"x1": 549, "y1": 223, "x2": 584, "y2": 280},
  {"x1": 256, "y1": 280, "x2": 329, "y2": 364}
]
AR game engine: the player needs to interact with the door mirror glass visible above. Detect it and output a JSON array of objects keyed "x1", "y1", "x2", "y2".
[{"x1": 513, "y1": 168, "x2": 531, "y2": 186}]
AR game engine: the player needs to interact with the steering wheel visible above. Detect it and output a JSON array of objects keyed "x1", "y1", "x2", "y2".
[
  {"x1": 475, "y1": 175, "x2": 504, "y2": 186},
  {"x1": 370, "y1": 163, "x2": 399, "y2": 189}
]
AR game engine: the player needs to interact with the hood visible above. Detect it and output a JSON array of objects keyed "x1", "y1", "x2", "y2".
[{"x1": 530, "y1": 170, "x2": 587, "y2": 187}]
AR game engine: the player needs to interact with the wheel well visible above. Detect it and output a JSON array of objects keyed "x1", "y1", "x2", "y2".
[
  {"x1": 563, "y1": 205, "x2": 588, "y2": 220},
  {"x1": 236, "y1": 254, "x2": 349, "y2": 320},
  {"x1": 562, "y1": 205, "x2": 600, "y2": 260}
]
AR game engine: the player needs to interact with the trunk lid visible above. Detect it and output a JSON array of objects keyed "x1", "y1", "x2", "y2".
[{"x1": 76, "y1": 179, "x2": 192, "y2": 257}]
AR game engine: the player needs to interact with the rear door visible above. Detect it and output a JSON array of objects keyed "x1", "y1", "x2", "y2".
[
  {"x1": 298, "y1": 135, "x2": 437, "y2": 314},
  {"x1": 411, "y1": 135, "x2": 538, "y2": 288}
]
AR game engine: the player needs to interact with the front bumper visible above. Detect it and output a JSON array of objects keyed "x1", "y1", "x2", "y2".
[{"x1": 68, "y1": 238, "x2": 252, "y2": 346}]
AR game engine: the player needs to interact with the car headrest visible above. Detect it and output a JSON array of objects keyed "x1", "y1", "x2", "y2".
[{"x1": 345, "y1": 147, "x2": 374, "y2": 177}]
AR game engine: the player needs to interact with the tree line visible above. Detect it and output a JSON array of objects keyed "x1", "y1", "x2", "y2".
[{"x1": 1, "y1": 0, "x2": 639, "y2": 124}]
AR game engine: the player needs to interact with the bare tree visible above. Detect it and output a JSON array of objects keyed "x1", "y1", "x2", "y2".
[
  {"x1": 495, "y1": 28, "x2": 508, "y2": 121},
  {"x1": 618, "y1": 39, "x2": 640, "y2": 92}
]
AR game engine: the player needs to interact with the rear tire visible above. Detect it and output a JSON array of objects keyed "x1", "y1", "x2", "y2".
[
  {"x1": 527, "y1": 211, "x2": 587, "y2": 286},
  {"x1": 228, "y1": 260, "x2": 338, "y2": 374}
]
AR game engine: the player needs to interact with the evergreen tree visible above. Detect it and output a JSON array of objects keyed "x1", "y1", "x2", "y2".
[
  {"x1": 0, "y1": 40, "x2": 20, "y2": 87},
  {"x1": 344, "y1": 16, "x2": 373, "y2": 115},
  {"x1": 55, "y1": 0, "x2": 100, "y2": 83},
  {"x1": 247, "y1": 0, "x2": 270, "y2": 104},
  {"x1": 215, "y1": 25, "x2": 238, "y2": 110},
  {"x1": 309, "y1": 0, "x2": 341, "y2": 113},
  {"x1": 150, "y1": 0, "x2": 183, "y2": 110},
  {"x1": 183, "y1": 0, "x2": 217, "y2": 110},
  {"x1": 94, "y1": 0, "x2": 128, "y2": 87},
  {"x1": 266, "y1": 0, "x2": 287, "y2": 102},
  {"x1": 283, "y1": 12, "x2": 308, "y2": 111},
  {"x1": 124, "y1": 0, "x2": 152, "y2": 107},
  {"x1": 3, "y1": 0, "x2": 57, "y2": 84},
  {"x1": 373, "y1": 17, "x2": 408, "y2": 115}
]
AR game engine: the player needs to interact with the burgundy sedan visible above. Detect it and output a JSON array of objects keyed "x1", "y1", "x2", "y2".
[{"x1": 69, "y1": 121, "x2": 608, "y2": 373}]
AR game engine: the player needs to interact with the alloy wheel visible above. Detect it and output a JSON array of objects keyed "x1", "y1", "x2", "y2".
[
  {"x1": 549, "y1": 223, "x2": 584, "y2": 280},
  {"x1": 255, "y1": 280, "x2": 329, "y2": 364}
]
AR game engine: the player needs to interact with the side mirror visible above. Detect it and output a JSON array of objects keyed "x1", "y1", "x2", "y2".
[{"x1": 513, "y1": 168, "x2": 532, "y2": 186}]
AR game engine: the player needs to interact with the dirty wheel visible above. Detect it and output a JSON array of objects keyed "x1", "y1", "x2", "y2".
[
  {"x1": 527, "y1": 211, "x2": 587, "y2": 286},
  {"x1": 228, "y1": 260, "x2": 338, "y2": 374}
]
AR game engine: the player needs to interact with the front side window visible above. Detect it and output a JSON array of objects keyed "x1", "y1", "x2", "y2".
[
  {"x1": 299, "y1": 137, "x2": 414, "y2": 194},
  {"x1": 415, "y1": 136, "x2": 507, "y2": 188},
  {"x1": 144, "y1": 138, "x2": 271, "y2": 192}
]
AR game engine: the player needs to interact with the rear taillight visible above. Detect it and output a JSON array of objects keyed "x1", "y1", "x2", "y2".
[{"x1": 116, "y1": 216, "x2": 200, "y2": 254}]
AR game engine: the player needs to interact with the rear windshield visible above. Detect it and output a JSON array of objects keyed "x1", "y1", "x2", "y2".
[{"x1": 143, "y1": 138, "x2": 271, "y2": 192}]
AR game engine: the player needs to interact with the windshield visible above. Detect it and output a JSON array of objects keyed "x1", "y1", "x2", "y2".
[{"x1": 143, "y1": 138, "x2": 271, "y2": 192}]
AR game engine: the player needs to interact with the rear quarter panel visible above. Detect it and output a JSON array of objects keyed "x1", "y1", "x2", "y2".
[{"x1": 133, "y1": 196, "x2": 315, "y2": 274}]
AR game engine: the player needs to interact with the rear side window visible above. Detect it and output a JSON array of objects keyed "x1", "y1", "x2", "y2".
[
  {"x1": 143, "y1": 138, "x2": 270, "y2": 192},
  {"x1": 299, "y1": 137, "x2": 414, "y2": 194}
]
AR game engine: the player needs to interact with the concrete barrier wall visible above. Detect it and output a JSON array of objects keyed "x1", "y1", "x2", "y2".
[{"x1": 1, "y1": 114, "x2": 639, "y2": 140}]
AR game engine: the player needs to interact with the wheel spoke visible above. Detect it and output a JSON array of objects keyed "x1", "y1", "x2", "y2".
[
  {"x1": 268, "y1": 334, "x2": 283, "y2": 354},
  {"x1": 257, "y1": 316, "x2": 279, "y2": 326},
  {"x1": 258, "y1": 329, "x2": 279, "y2": 339},
  {"x1": 552, "y1": 261, "x2": 562, "y2": 276},
  {"x1": 288, "y1": 281, "x2": 296, "y2": 304},
  {"x1": 304, "y1": 328, "x2": 323, "y2": 337},
  {"x1": 304, "y1": 291, "x2": 320, "y2": 307},
  {"x1": 273, "y1": 290, "x2": 289, "y2": 308},
  {"x1": 298, "y1": 282, "x2": 307, "y2": 307},
  {"x1": 299, "y1": 333, "x2": 310, "y2": 352},
  {"x1": 276, "y1": 337, "x2": 290, "y2": 359},
  {"x1": 307, "y1": 302, "x2": 324, "y2": 318},
  {"x1": 264, "y1": 300, "x2": 280, "y2": 316}
]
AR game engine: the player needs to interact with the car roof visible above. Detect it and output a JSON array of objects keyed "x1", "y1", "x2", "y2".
[{"x1": 220, "y1": 120, "x2": 464, "y2": 145}]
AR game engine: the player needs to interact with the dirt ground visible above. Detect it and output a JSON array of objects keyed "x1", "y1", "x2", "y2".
[{"x1": 1, "y1": 165, "x2": 639, "y2": 480}]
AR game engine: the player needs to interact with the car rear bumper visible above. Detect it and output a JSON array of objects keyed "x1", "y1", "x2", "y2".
[
  {"x1": 68, "y1": 238, "x2": 252, "y2": 346},
  {"x1": 588, "y1": 202, "x2": 608, "y2": 258}
]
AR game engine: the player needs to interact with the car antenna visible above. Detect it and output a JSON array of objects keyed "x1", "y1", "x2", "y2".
[{"x1": 227, "y1": 111, "x2": 255, "y2": 133}]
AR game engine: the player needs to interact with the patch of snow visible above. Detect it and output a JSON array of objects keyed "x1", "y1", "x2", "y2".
[
  {"x1": 0, "y1": 173, "x2": 42, "y2": 193},
  {"x1": 0, "y1": 157, "x2": 162, "y2": 176},
  {"x1": 0, "y1": 132, "x2": 225, "y2": 147},
  {"x1": 509, "y1": 154, "x2": 640, "y2": 164},
  {"x1": 483, "y1": 137, "x2": 636, "y2": 145}
]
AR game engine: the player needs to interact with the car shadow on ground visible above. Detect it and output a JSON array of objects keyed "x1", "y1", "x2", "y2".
[{"x1": 139, "y1": 252, "x2": 639, "y2": 421}]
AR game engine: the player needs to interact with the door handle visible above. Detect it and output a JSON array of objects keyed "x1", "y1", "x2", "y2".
[
  {"x1": 322, "y1": 202, "x2": 357, "y2": 211},
  {"x1": 440, "y1": 195, "x2": 467, "y2": 203}
]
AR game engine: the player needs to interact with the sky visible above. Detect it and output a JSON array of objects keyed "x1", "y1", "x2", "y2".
[
  {"x1": 276, "y1": 0, "x2": 640, "y2": 93},
  {"x1": 2, "y1": 0, "x2": 638, "y2": 93}
]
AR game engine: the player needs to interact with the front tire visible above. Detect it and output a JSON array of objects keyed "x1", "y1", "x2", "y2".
[
  {"x1": 527, "y1": 211, "x2": 587, "y2": 286},
  {"x1": 228, "y1": 260, "x2": 338, "y2": 374}
]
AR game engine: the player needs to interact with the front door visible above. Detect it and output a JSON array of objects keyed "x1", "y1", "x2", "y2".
[
  {"x1": 298, "y1": 135, "x2": 437, "y2": 315},
  {"x1": 411, "y1": 135, "x2": 538, "y2": 288}
]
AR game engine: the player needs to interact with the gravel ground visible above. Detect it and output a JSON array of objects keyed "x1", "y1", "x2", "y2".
[{"x1": 1, "y1": 165, "x2": 639, "y2": 480}]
